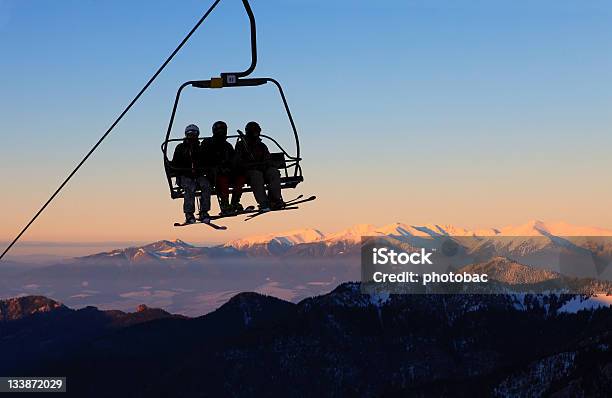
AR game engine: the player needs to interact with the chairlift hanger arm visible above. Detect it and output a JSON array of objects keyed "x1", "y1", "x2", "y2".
[
  {"x1": 182, "y1": 0, "x2": 299, "y2": 159},
  {"x1": 227, "y1": 0, "x2": 257, "y2": 79}
]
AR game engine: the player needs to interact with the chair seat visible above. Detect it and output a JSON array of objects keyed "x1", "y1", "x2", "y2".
[{"x1": 170, "y1": 175, "x2": 303, "y2": 199}]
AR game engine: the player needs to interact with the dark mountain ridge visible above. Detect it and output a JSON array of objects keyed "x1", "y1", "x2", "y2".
[
  {"x1": 0, "y1": 295, "x2": 179, "y2": 374},
  {"x1": 2, "y1": 285, "x2": 611, "y2": 397}
]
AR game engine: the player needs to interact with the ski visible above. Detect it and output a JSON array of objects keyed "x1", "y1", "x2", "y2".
[
  {"x1": 209, "y1": 205, "x2": 256, "y2": 221},
  {"x1": 244, "y1": 206, "x2": 299, "y2": 221},
  {"x1": 284, "y1": 194, "x2": 304, "y2": 205},
  {"x1": 173, "y1": 220, "x2": 227, "y2": 230},
  {"x1": 244, "y1": 196, "x2": 315, "y2": 222},
  {"x1": 174, "y1": 197, "x2": 314, "y2": 225},
  {"x1": 284, "y1": 195, "x2": 316, "y2": 207}
]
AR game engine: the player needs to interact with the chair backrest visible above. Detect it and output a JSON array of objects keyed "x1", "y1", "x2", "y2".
[{"x1": 269, "y1": 152, "x2": 286, "y2": 170}]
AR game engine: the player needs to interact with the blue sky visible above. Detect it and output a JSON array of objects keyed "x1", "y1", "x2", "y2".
[{"x1": 1, "y1": 0, "x2": 612, "y2": 243}]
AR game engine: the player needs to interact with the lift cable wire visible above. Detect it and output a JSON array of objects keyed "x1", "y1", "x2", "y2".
[{"x1": 0, "y1": 0, "x2": 223, "y2": 261}]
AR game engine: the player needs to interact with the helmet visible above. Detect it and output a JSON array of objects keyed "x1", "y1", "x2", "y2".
[
  {"x1": 212, "y1": 121, "x2": 228, "y2": 141},
  {"x1": 212, "y1": 120, "x2": 227, "y2": 133},
  {"x1": 245, "y1": 121, "x2": 261, "y2": 138},
  {"x1": 184, "y1": 124, "x2": 200, "y2": 137}
]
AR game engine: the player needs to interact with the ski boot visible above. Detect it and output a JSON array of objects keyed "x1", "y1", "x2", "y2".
[
  {"x1": 258, "y1": 201, "x2": 271, "y2": 213},
  {"x1": 185, "y1": 213, "x2": 197, "y2": 224},
  {"x1": 270, "y1": 199, "x2": 286, "y2": 211},
  {"x1": 199, "y1": 211, "x2": 211, "y2": 224},
  {"x1": 231, "y1": 201, "x2": 244, "y2": 213},
  {"x1": 219, "y1": 198, "x2": 234, "y2": 216}
]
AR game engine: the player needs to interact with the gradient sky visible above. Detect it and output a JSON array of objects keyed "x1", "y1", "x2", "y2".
[{"x1": 1, "y1": 0, "x2": 612, "y2": 247}]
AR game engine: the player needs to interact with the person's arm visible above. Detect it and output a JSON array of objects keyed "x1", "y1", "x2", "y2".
[
  {"x1": 199, "y1": 140, "x2": 211, "y2": 167},
  {"x1": 222, "y1": 143, "x2": 235, "y2": 172},
  {"x1": 231, "y1": 142, "x2": 242, "y2": 171},
  {"x1": 261, "y1": 143, "x2": 271, "y2": 162},
  {"x1": 226, "y1": 143, "x2": 235, "y2": 162},
  {"x1": 235, "y1": 140, "x2": 248, "y2": 162},
  {"x1": 171, "y1": 144, "x2": 184, "y2": 169}
]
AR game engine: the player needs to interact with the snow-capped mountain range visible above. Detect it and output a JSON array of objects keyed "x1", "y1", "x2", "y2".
[
  {"x1": 224, "y1": 219, "x2": 612, "y2": 249},
  {"x1": 220, "y1": 220, "x2": 612, "y2": 272},
  {"x1": 75, "y1": 220, "x2": 612, "y2": 281},
  {"x1": 79, "y1": 239, "x2": 241, "y2": 265},
  {"x1": 80, "y1": 220, "x2": 612, "y2": 260}
]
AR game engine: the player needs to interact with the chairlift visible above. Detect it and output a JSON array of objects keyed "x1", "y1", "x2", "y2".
[{"x1": 161, "y1": 0, "x2": 313, "y2": 224}]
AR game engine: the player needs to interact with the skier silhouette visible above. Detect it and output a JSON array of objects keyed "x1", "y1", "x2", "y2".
[
  {"x1": 201, "y1": 121, "x2": 246, "y2": 215},
  {"x1": 171, "y1": 124, "x2": 211, "y2": 223},
  {"x1": 235, "y1": 121, "x2": 284, "y2": 211}
]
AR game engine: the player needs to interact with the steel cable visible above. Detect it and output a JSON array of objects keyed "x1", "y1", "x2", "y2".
[{"x1": 0, "y1": 0, "x2": 223, "y2": 261}]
